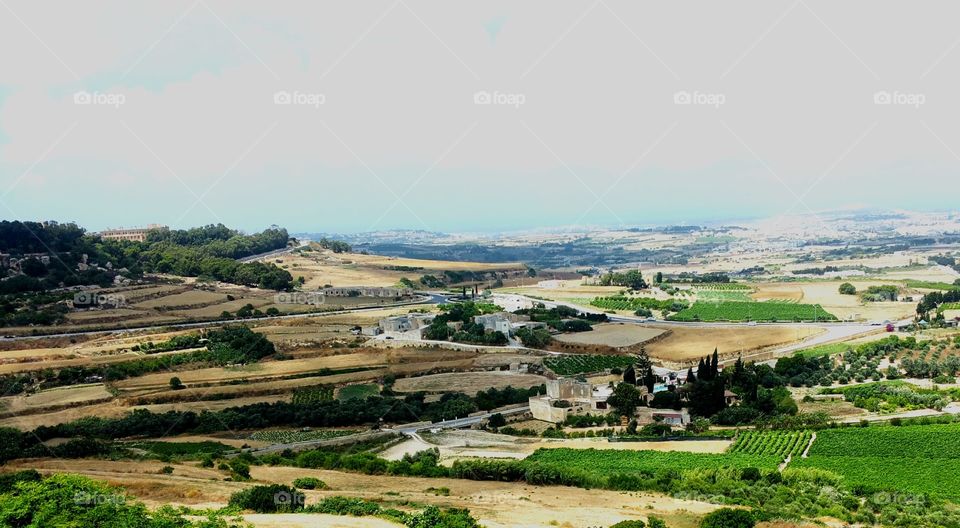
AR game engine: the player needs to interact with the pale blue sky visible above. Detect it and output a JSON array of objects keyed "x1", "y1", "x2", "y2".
[{"x1": 1, "y1": 1, "x2": 959, "y2": 234}]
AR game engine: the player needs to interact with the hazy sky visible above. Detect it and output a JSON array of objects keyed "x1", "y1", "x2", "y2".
[{"x1": 1, "y1": 1, "x2": 959, "y2": 234}]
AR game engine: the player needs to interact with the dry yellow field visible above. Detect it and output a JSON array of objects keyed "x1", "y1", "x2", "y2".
[
  {"x1": 750, "y1": 280, "x2": 917, "y2": 321},
  {"x1": 392, "y1": 371, "x2": 547, "y2": 394},
  {"x1": 133, "y1": 290, "x2": 229, "y2": 309},
  {"x1": 645, "y1": 325, "x2": 824, "y2": 362},
  {"x1": 277, "y1": 249, "x2": 524, "y2": 290},
  {"x1": 554, "y1": 323, "x2": 665, "y2": 347},
  {"x1": 7, "y1": 458, "x2": 714, "y2": 528},
  {"x1": 0, "y1": 384, "x2": 112, "y2": 415}
]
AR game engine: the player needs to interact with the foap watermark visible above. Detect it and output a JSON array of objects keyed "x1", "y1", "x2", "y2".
[
  {"x1": 470, "y1": 492, "x2": 515, "y2": 505},
  {"x1": 673, "y1": 90, "x2": 725, "y2": 108},
  {"x1": 274, "y1": 90, "x2": 325, "y2": 108},
  {"x1": 73, "y1": 292, "x2": 126, "y2": 308},
  {"x1": 473, "y1": 90, "x2": 526, "y2": 108},
  {"x1": 74, "y1": 491, "x2": 125, "y2": 506},
  {"x1": 273, "y1": 490, "x2": 306, "y2": 509},
  {"x1": 869, "y1": 491, "x2": 926, "y2": 507},
  {"x1": 274, "y1": 291, "x2": 326, "y2": 306},
  {"x1": 73, "y1": 90, "x2": 125, "y2": 108},
  {"x1": 873, "y1": 90, "x2": 925, "y2": 108}
]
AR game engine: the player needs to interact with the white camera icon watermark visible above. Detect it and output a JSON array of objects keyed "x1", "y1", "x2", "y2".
[
  {"x1": 273, "y1": 490, "x2": 305, "y2": 508},
  {"x1": 73, "y1": 90, "x2": 126, "y2": 108},
  {"x1": 274, "y1": 292, "x2": 326, "y2": 306},
  {"x1": 74, "y1": 292, "x2": 126, "y2": 307},
  {"x1": 274, "y1": 90, "x2": 325, "y2": 108},
  {"x1": 873, "y1": 90, "x2": 924, "y2": 108},
  {"x1": 674, "y1": 90, "x2": 725, "y2": 108},
  {"x1": 473, "y1": 90, "x2": 525, "y2": 108}
]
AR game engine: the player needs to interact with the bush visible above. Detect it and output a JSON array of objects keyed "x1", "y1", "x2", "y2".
[
  {"x1": 229, "y1": 460, "x2": 251, "y2": 481},
  {"x1": 292, "y1": 477, "x2": 326, "y2": 490},
  {"x1": 229, "y1": 484, "x2": 304, "y2": 513},
  {"x1": 611, "y1": 521, "x2": 647, "y2": 528},
  {"x1": 700, "y1": 508, "x2": 756, "y2": 528}
]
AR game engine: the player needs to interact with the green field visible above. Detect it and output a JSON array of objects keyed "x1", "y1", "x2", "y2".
[
  {"x1": 525, "y1": 448, "x2": 779, "y2": 477},
  {"x1": 728, "y1": 430, "x2": 812, "y2": 458},
  {"x1": 793, "y1": 455, "x2": 960, "y2": 500},
  {"x1": 667, "y1": 301, "x2": 837, "y2": 322},
  {"x1": 808, "y1": 423, "x2": 960, "y2": 459},
  {"x1": 793, "y1": 342, "x2": 853, "y2": 358},
  {"x1": 589, "y1": 296, "x2": 684, "y2": 312},
  {"x1": 793, "y1": 423, "x2": 960, "y2": 499},
  {"x1": 248, "y1": 429, "x2": 359, "y2": 443},
  {"x1": 695, "y1": 290, "x2": 754, "y2": 302},
  {"x1": 543, "y1": 355, "x2": 636, "y2": 375},
  {"x1": 904, "y1": 279, "x2": 960, "y2": 291},
  {"x1": 336, "y1": 383, "x2": 380, "y2": 401},
  {"x1": 688, "y1": 283, "x2": 753, "y2": 291}
]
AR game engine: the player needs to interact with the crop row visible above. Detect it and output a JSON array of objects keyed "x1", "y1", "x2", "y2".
[
  {"x1": 248, "y1": 428, "x2": 359, "y2": 443},
  {"x1": 667, "y1": 301, "x2": 837, "y2": 322},
  {"x1": 544, "y1": 354, "x2": 636, "y2": 375},
  {"x1": 589, "y1": 296, "x2": 683, "y2": 312},
  {"x1": 688, "y1": 283, "x2": 753, "y2": 291},
  {"x1": 808, "y1": 422, "x2": 960, "y2": 459},
  {"x1": 729, "y1": 430, "x2": 811, "y2": 458}
]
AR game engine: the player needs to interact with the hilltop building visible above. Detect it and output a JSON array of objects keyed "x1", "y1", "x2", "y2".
[{"x1": 99, "y1": 224, "x2": 166, "y2": 242}]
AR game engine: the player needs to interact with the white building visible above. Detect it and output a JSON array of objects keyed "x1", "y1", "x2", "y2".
[
  {"x1": 529, "y1": 378, "x2": 624, "y2": 423},
  {"x1": 474, "y1": 312, "x2": 512, "y2": 335}
]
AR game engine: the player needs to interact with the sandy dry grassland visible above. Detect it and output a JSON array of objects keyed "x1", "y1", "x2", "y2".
[
  {"x1": 644, "y1": 325, "x2": 824, "y2": 362},
  {"x1": 278, "y1": 250, "x2": 524, "y2": 290},
  {"x1": 391, "y1": 371, "x2": 547, "y2": 394},
  {"x1": 554, "y1": 323, "x2": 665, "y2": 347},
  {"x1": 8, "y1": 458, "x2": 715, "y2": 528}
]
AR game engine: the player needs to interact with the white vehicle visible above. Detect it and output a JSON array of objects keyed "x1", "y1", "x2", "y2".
[{"x1": 747, "y1": 321, "x2": 757, "y2": 326}]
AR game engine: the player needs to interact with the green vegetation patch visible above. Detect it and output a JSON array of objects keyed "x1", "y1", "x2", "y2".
[
  {"x1": 904, "y1": 279, "x2": 960, "y2": 291},
  {"x1": 808, "y1": 423, "x2": 960, "y2": 459},
  {"x1": 668, "y1": 301, "x2": 837, "y2": 322},
  {"x1": 793, "y1": 455, "x2": 960, "y2": 500},
  {"x1": 793, "y1": 342, "x2": 853, "y2": 358},
  {"x1": 248, "y1": 428, "x2": 359, "y2": 443}
]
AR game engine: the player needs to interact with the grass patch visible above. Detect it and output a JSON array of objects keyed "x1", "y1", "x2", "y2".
[{"x1": 794, "y1": 342, "x2": 853, "y2": 358}]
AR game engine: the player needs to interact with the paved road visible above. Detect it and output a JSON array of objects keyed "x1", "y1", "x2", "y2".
[
  {"x1": 394, "y1": 405, "x2": 530, "y2": 434},
  {"x1": 234, "y1": 405, "x2": 529, "y2": 456}
]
